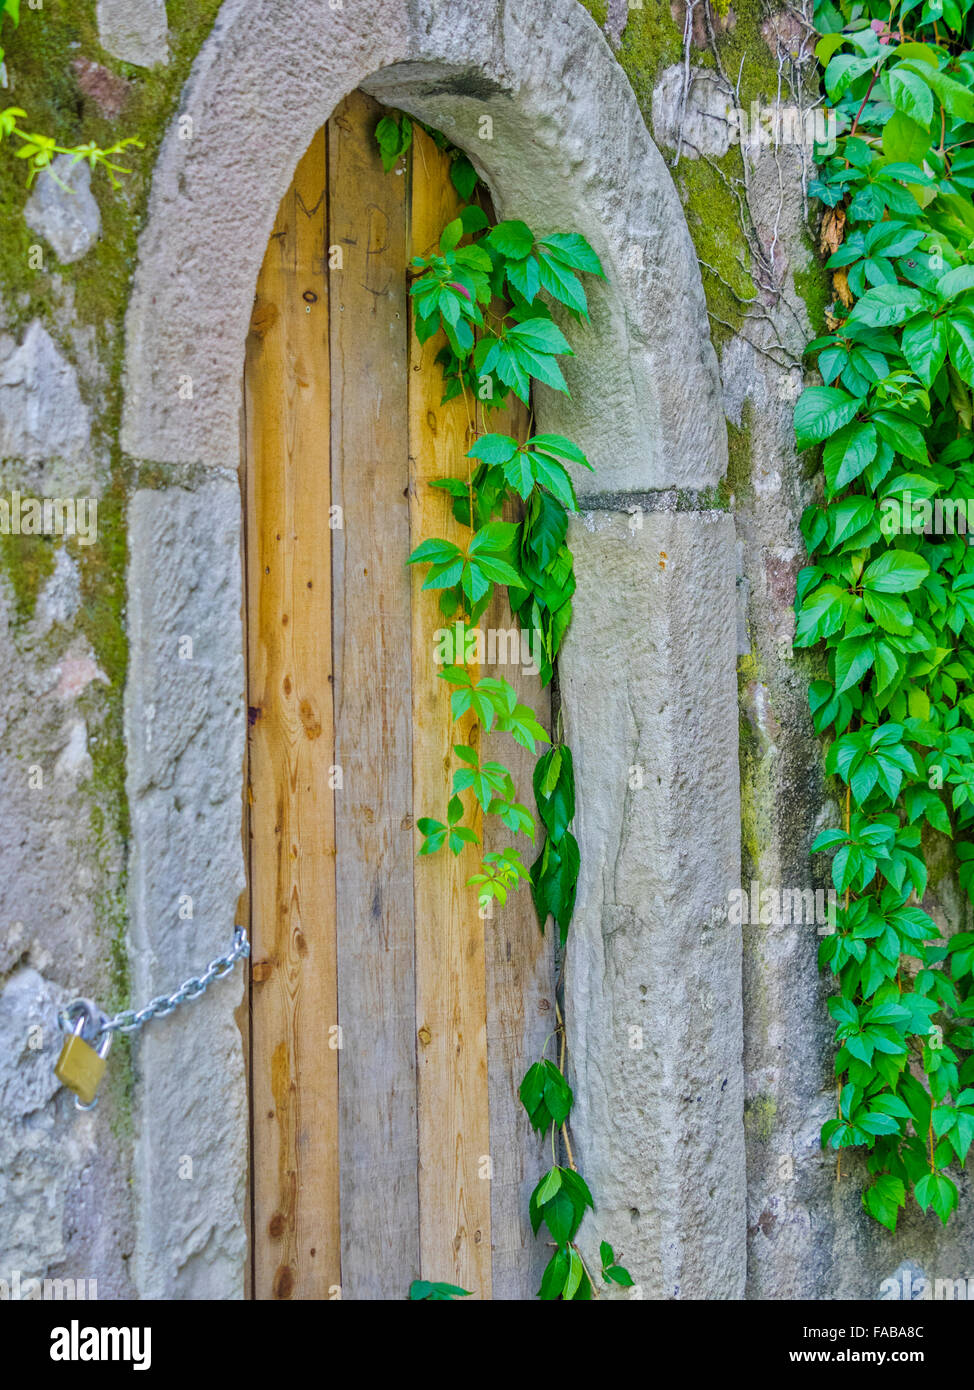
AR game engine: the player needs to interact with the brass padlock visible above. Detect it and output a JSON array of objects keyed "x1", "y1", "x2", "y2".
[{"x1": 55, "y1": 1005, "x2": 112, "y2": 1110}]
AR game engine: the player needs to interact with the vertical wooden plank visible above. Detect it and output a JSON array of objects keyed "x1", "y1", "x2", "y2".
[
  {"x1": 481, "y1": 451, "x2": 555, "y2": 1299},
  {"x1": 408, "y1": 125, "x2": 493, "y2": 1300},
  {"x1": 244, "y1": 130, "x2": 341, "y2": 1300},
  {"x1": 237, "y1": 397, "x2": 254, "y2": 1303},
  {"x1": 329, "y1": 91, "x2": 420, "y2": 1300}
]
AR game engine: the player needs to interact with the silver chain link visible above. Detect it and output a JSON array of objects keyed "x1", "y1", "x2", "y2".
[{"x1": 57, "y1": 926, "x2": 250, "y2": 1040}]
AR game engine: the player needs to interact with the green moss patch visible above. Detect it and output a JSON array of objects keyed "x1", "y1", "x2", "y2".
[
  {"x1": 0, "y1": 531, "x2": 56, "y2": 623},
  {"x1": 674, "y1": 153, "x2": 756, "y2": 346}
]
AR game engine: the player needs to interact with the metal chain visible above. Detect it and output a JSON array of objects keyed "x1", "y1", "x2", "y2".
[{"x1": 57, "y1": 926, "x2": 250, "y2": 1040}]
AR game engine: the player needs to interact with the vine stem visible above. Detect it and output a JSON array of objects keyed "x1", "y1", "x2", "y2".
[
  {"x1": 843, "y1": 778, "x2": 851, "y2": 913},
  {"x1": 554, "y1": 997, "x2": 596, "y2": 1295},
  {"x1": 555, "y1": 1000, "x2": 578, "y2": 1172},
  {"x1": 849, "y1": 67, "x2": 880, "y2": 138},
  {"x1": 459, "y1": 374, "x2": 477, "y2": 536},
  {"x1": 561, "y1": 1122, "x2": 577, "y2": 1173},
  {"x1": 400, "y1": 145, "x2": 631, "y2": 1287},
  {"x1": 570, "y1": 1241, "x2": 600, "y2": 1299},
  {"x1": 837, "y1": 766, "x2": 852, "y2": 1184}
]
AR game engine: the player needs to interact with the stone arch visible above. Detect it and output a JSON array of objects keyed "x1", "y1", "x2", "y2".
[{"x1": 121, "y1": 0, "x2": 744, "y2": 1299}]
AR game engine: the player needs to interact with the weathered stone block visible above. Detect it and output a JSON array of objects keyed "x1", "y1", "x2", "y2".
[
  {"x1": 652, "y1": 64, "x2": 737, "y2": 157},
  {"x1": 96, "y1": 0, "x2": 168, "y2": 68},
  {"x1": 126, "y1": 479, "x2": 248, "y2": 1299},
  {"x1": 24, "y1": 156, "x2": 102, "y2": 266},
  {"x1": 0, "y1": 321, "x2": 90, "y2": 463},
  {"x1": 560, "y1": 506, "x2": 746, "y2": 1298}
]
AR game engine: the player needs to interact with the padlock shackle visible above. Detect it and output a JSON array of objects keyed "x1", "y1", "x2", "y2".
[{"x1": 59, "y1": 997, "x2": 109, "y2": 1045}]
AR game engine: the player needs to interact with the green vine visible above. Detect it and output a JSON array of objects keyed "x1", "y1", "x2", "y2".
[
  {"x1": 799, "y1": 0, "x2": 974, "y2": 1230},
  {"x1": 379, "y1": 113, "x2": 631, "y2": 1297}
]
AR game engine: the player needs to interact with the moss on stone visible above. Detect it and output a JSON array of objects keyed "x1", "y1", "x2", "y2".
[
  {"x1": 674, "y1": 153, "x2": 756, "y2": 348},
  {"x1": 739, "y1": 751, "x2": 760, "y2": 878},
  {"x1": 679, "y1": 481, "x2": 730, "y2": 511},
  {"x1": 94, "y1": 858, "x2": 134, "y2": 1142},
  {"x1": 0, "y1": 0, "x2": 224, "y2": 795},
  {"x1": 744, "y1": 1091, "x2": 777, "y2": 1141},
  {"x1": 579, "y1": 0, "x2": 609, "y2": 28},
  {"x1": 612, "y1": 0, "x2": 794, "y2": 130},
  {"x1": 0, "y1": 0, "x2": 222, "y2": 336},
  {"x1": 77, "y1": 478, "x2": 128, "y2": 689},
  {"x1": 713, "y1": 0, "x2": 792, "y2": 112},
  {"x1": 75, "y1": 470, "x2": 132, "y2": 1129},
  {"x1": 738, "y1": 667, "x2": 763, "y2": 880},
  {"x1": 612, "y1": 1, "x2": 686, "y2": 110},
  {"x1": 606, "y1": 0, "x2": 809, "y2": 356},
  {"x1": 0, "y1": 531, "x2": 56, "y2": 623},
  {"x1": 794, "y1": 257, "x2": 829, "y2": 338},
  {"x1": 580, "y1": 1, "x2": 755, "y2": 349},
  {"x1": 725, "y1": 398, "x2": 755, "y2": 501}
]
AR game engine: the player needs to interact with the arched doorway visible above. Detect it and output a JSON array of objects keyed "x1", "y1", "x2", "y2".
[
  {"x1": 121, "y1": 0, "x2": 743, "y2": 1301},
  {"x1": 243, "y1": 91, "x2": 551, "y2": 1299}
]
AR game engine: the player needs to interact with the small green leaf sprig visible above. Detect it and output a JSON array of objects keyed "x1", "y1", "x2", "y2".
[
  {"x1": 519, "y1": 1013, "x2": 633, "y2": 1299},
  {"x1": 376, "y1": 111, "x2": 479, "y2": 201},
  {"x1": 0, "y1": 1, "x2": 143, "y2": 188},
  {"x1": 798, "y1": 0, "x2": 974, "y2": 1230}
]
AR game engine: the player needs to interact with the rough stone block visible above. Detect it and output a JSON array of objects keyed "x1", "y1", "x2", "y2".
[
  {"x1": 24, "y1": 155, "x2": 102, "y2": 266},
  {"x1": 652, "y1": 64, "x2": 737, "y2": 157},
  {"x1": 559, "y1": 506, "x2": 746, "y2": 1298},
  {"x1": 96, "y1": 0, "x2": 168, "y2": 68},
  {"x1": 126, "y1": 479, "x2": 248, "y2": 1298},
  {"x1": 0, "y1": 970, "x2": 74, "y2": 1277},
  {"x1": 0, "y1": 320, "x2": 90, "y2": 462}
]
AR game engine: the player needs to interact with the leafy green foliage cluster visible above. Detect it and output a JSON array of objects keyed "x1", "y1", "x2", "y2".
[
  {"x1": 0, "y1": 0, "x2": 141, "y2": 186},
  {"x1": 400, "y1": 176, "x2": 597, "y2": 928},
  {"x1": 376, "y1": 111, "x2": 479, "y2": 201},
  {"x1": 381, "y1": 117, "x2": 631, "y2": 1296},
  {"x1": 799, "y1": 0, "x2": 974, "y2": 1229},
  {"x1": 519, "y1": 1056, "x2": 634, "y2": 1298}
]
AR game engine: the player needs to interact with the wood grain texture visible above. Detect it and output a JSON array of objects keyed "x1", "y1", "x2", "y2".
[
  {"x1": 481, "y1": 457, "x2": 555, "y2": 1300},
  {"x1": 244, "y1": 129, "x2": 340, "y2": 1301},
  {"x1": 408, "y1": 125, "x2": 494, "y2": 1300},
  {"x1": 247, "y1": 95, "x2": 550, "y2": 1300},
  {"x1": 328, "y1": 91, "x2": 420, "y2": 1300}
]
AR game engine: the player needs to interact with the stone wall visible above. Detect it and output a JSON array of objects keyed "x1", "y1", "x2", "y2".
[
  {"x1": 0, "y1": 0, "x2": 970, "y2": 1301},
  {"x1": 628, "y1": 0, "x2": 974, "y2": 1296},
  {"x1": 0, "y1": 0, "x2": 223, "y2": 1300}
]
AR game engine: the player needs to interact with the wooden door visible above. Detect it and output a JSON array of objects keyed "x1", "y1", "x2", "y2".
[{"x1": 243, "y1": 91, "x2": 554, "y2": 1301}]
